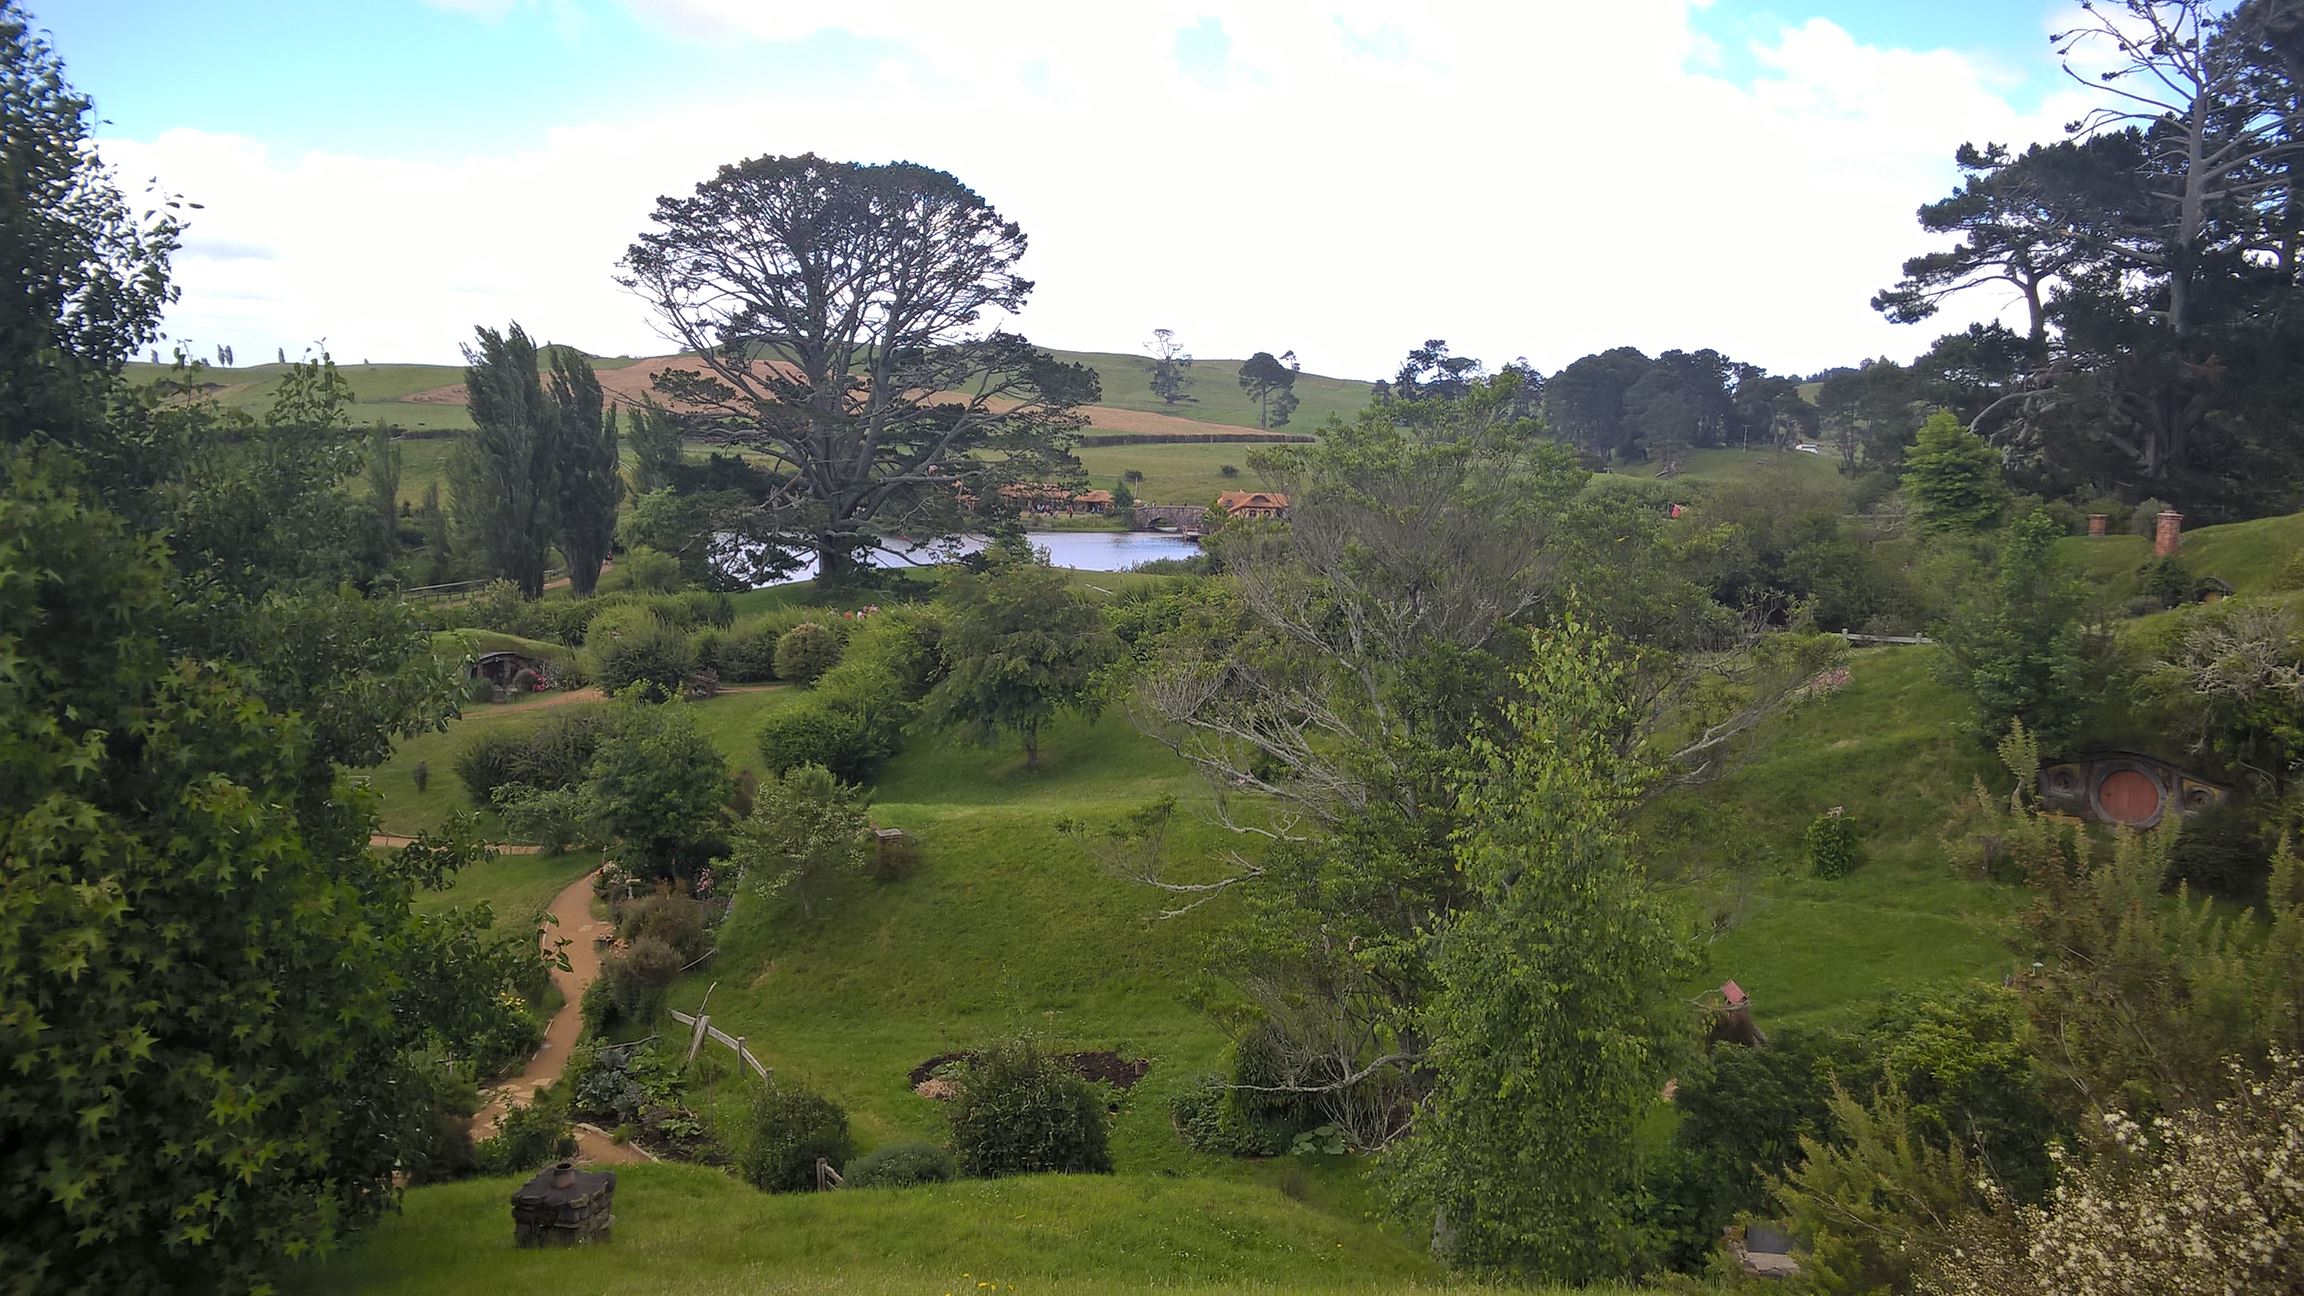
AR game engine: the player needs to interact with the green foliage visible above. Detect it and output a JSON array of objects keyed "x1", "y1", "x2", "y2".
[
  {"x1": 1389, "y1": 617, "x2": 1686, "y2": 1281},
  {"x1": 927, "y1": 556, "x2": 1120, "y2": 768},
  {"x1": 452, "y1": 709, "x2": 609, "y2": 807},
  {"x1": 401, "y1": 1057, "x2": 479, "y2": 1186},
  {"x1": 604, "y1": 935, "x2": 685, "y2": 1024},
  {"x1": 730, "y1": 763, "x2": 870, "y2": 919},
  {"x1": 2163, "y1": 799, "x2": 2273, "y2": 903},
  {"x1": 1903, "y1": 412, "x2": 2007, "y2": 535},
  {"x1": 1771, "y1": 1082, "x2": 1982, "y2": 1296},
  {"x1": 585, "y1": 699, "x2": 729, "y2": 877},
  {"x1": 0, "y1": 449, "x2": 471, "y2": 1290},
  {"x1": 616, "y1": 542, "x2": 683, "y2": 593},
  {"x1": 1806, "y1": 808, "x2": 1865, "y2": 878},
  {"x1": 616, "y1": 893, "x2": 713, "y2": 962},
  {"x1": 775, "y1": 620, "x2": 845, "y2": 685},
  {"x1": 471, "y1": 1087, "x2": 573, "y2": 1178},
  {"x1": 844, "y1": 1141, "x2": 957, "y2": 1189},
  {"x1": 452, "y1": 323, "x2": 560, "y2": 597},
  {"x1": 948, "y1": 1037, "x2": 1114, "y2": 1178},
  {"x1": 739, "y1": 1077, "x2": 854, "y2": 1193},
  {"x1": 548, "y1": 346, "x2": 622, "y2": 595},
  {"x1": 1936, "y1": 510, "x2": 2093, "y2": 747},
  {"x1": 1650, "y1": 1030, "x2": 1849, "y2": 1270},
  {"x1": 1171, "y1": 1022, "x2": 1318, "y2": 1158},
  {"x1": 491, "y1": 783, "x2": 597, "y2": 853},
  {"x1": 2139, "y1": 554, "x2": 2193, "y2": 609},
  {"x1": 586, "y1": 605, "x2": 695, "y2": 701},
  {"x1": 754, "y1": 611, "x2": 938, "y2": 780}
]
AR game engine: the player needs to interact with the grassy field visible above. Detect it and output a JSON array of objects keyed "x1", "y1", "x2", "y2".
[
  {"x1": 413, "y1": 849, "x2": 600, "y2": 922},
  {"x1": 1075, "y1": 441, "x2": 1291, "y2": 508},
  {"x1": 283, "y1": 1163, "x2": 1613, "y2": 1296},
  {"x1": 1054, "y1": 349, "x2": 1370, "y2": 430}
]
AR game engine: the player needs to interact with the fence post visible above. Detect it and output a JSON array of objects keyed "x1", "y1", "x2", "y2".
[{"x1": 686, "y1": 1013, "x2": 711, "y2": 1063}]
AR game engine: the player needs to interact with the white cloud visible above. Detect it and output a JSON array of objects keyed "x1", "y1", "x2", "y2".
[{"x1": 104, "y1": 3, "x2": 2096, "y2": 379}]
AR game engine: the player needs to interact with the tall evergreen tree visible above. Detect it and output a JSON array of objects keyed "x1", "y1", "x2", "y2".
[
  {"x1": 547, "y1": 346, "x2": 620, "y2": 596},
  {"x1": 451, "y1": 322, "x2": 559, "y2": 597}
]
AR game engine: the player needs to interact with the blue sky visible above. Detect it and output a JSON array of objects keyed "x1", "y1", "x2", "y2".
[{"x1": 41, "y1": 1, "x2": 2089, "y2": 376}]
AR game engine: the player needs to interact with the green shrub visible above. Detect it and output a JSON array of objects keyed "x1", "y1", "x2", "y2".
[
  {"x1": 619, "y1": 545, "x2": 683, "y2": 592},
  {"x1": 514, "y1": 710, "x2": 612, "y2": 791},
  {"x1": 465, "y1": 673, "x2": 498, "y2": 704},
  {"x1": 603, "y1": 935, "x2": 684, "y2": 1024},
  {"x1": 739, "y1": 1077, "x2": 853, "y2": 1193},
  {"x1": 757, "y1": 700, "x2": 864, "y2": 777},
  {"x1": 411, "y1": 759, "x2": 430, "y2": 793},
  {"x1": 491, "y1": 784, "x2": 596, "y2": 854},
  {"x1": 616, "y1": 893, "x2": 711, "y2": 963},
  {"x1": 775, "y1": 622, "x2": 845, "y2": 685},
  {"x1": 717, "y1": 625, "x2": 783, "y2": 682},
  {"x1": 403, "y1": 1055, "x2": 479, "y2": 1185},
  {"x1": 454, "y1": 728, "x2": 531, "y2": 807},
  {"x1": 1172, "y1": 1022, "x2": 1314, "y2": 1157},
  {"x1": 2130, "y1": 497, "x2": 2173, "y2": 536},
  {"x1": 578, "y1": 977, "x2": 615, "y2": 1036},
  {"x1": 845, "y1": 1140, "x2": 956, "y2": 1188},
  {"x1": 588, "y1": 607, "x2": 695, "y2": 701},
  {"x1": 2166, "y1": 800, "x2": 2272, "y2": 903},
  {"x1": 1806, "y1": 808, "x2": 1864, "y2": 879},
  {"x1": 2141, "y1": 555, "x2": 2194, "y2": 609},
  {"x1": 948, "y1": 1037, "x2": 1112, "y2": 1178},
  {"x1": 471, "y1": 1086, "x2": 573, "y2": 1177}
]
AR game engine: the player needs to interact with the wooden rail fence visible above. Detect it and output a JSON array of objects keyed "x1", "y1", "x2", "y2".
[{"x1": 669, "y1": 986, "x2": 769, "y2": 1080}]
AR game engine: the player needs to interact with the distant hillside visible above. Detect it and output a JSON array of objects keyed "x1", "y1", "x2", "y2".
[{"x1": 121, "y1": 347, "x2": 1371, "y2": 439}]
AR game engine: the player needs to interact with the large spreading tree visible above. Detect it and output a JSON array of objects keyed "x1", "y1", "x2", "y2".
[{"x1": 619, "y1": 154, "x2": 1099, "y2": 582}]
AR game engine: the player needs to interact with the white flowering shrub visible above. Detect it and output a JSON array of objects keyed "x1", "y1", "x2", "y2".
[{"x1": 1923, "y1": 1051, "x2": 2304, "y2": 1296}]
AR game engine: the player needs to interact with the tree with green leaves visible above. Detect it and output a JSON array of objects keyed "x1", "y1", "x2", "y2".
[
  {"x1": 729, "y1": 763, "x2": 869, "y2": 918},
  {"x1": 0, "y1": 5, "x2": 181, "y2": 452},
  {"x1": 928, "y1": 554, "x2": 1119, "y2": 768},
  {"x1": 626, "y1": 393, "x2": 685, "y2": 495},
  {"x1": 452, "y1": 323, "x2": 560, "y2": 597},
  {"x1": 1936, "y1": 510, "x2": 2091, "y2": 746},
  {"x1": 1237, "y1": 350, "x2": 1299, "y2": 430},
  {"x1": 1146, "y1": 327, "x2": 1194, "y2": 404},
  {"x1": 620, "y1": 154, "x2": 1099, "y2": 582},
  {"x1": 585, "y1": 697, "x2": 729, "y2": 878},
  {"x1": 548, "y1": 346, "x2": 621, "y2": 595},
  {"x1": 359, "y1": 420, "x2": 402, "y2": 577},
  {"x1": 1904, "y1": 411, "x2": 2007, "y2": 535},
  {"x1": 1390, "y1": 617, "x2": 1686, "y2": 1280}
]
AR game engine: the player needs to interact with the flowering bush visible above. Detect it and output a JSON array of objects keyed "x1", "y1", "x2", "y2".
[{"x1": 1923, "y1": 1052, "x2": 2304, "y2": 1296}]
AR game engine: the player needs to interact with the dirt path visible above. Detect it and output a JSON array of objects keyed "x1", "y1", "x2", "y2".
[{"x1": 470, "y1": 868, "x2": 646, "y2": 1165}]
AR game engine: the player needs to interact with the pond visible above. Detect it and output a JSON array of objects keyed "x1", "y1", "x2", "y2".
[{"x1": 734, "y1": 530, "x2": 1202, "y2": 586}]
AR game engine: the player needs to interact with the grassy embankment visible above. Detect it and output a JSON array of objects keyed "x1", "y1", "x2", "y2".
[{"x1": 284, "y1": 1163, "x2": 1620, "y2": 1296}]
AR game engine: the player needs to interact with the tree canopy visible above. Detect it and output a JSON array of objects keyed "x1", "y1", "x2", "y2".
[{"x1": 620, "y1": 154, "x2": 1100, "y2": 580}]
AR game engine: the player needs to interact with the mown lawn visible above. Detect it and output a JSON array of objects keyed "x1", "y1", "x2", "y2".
[{"x1": 282, "y1": 1163, "x2": 1618, "y2": 1296}]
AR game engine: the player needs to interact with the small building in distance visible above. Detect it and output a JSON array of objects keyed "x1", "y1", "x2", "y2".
[{"x1": 1215, "y1": 490, "x2": 1290, "y2": 520}]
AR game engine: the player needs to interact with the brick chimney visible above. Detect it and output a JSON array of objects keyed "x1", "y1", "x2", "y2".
[
  {"x1": 2154, "y1": 510, "x2": 2184, "y2": 557},
  {"x1": 2087, "y1": 513, "x2": 2107, "y2": 537}
]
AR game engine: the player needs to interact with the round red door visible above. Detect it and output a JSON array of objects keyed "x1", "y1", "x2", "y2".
[{"x1": 2097, "y1": 769, "x2": 2162, "y2": 825}]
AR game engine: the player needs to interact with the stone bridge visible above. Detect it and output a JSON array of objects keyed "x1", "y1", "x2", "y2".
[{"x1": 1133, "y1": 503, "x2": 1209, "y2": 532}]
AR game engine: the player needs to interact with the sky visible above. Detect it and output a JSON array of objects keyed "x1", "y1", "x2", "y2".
[{"x1": 39, "y1": 0, "x2": 2103, "y2": 380}]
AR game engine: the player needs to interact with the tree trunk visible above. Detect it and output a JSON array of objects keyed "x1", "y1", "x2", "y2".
[
  {"x1": 816, "y1": 535, "x2": 860, "y2": 587},
  {"x1": 1024, "y1": 729, "x2": 1041, "y2": 769}
]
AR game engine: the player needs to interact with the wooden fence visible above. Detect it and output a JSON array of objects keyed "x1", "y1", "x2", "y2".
[
  {"x1": 1835, "y1": 630, "x2": 1934, "y2": 647},
  {"x1": 668, "y1": 989, "x2": 770, "y2": 1081}
]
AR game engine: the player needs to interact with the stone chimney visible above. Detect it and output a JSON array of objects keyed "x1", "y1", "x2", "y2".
[
  {"x1": 2154, "y1": 510, "x2": 2184, "y2": 558},
  {"x1": 2087, "y1": 513, "x2": 2107, "y2": 537}
]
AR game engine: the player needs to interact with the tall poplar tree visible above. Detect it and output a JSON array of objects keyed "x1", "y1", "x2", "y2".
[
  {"x1": 452, "y1": 323, "x2": 559, "y2": 597},
  {"x1": 547, "y1": 345, "x2": 621, "y2": 595}
]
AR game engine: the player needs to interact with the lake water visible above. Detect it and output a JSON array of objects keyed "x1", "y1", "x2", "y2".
[{"x1": 738, "y1": 530, "x2": 1201, "y2": 586}]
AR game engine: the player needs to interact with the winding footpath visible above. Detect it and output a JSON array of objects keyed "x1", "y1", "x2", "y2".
[{"x1": 469, "y1": 869, "x2": 647, "y2": 1165}]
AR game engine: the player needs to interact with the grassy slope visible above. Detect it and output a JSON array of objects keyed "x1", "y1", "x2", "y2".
[
  {"x1": 672, "y1": 706, "x2": 1249, "y2": 1170},
  {"x1": 1641, "y1": 646, "x2": 2020, "y2": 1027},
  {"x1": 2056, "y1": 510, "x2": 2302, "y2": 604},
  {"x1": 285, "y1": 1164, "x2": 1607, "y2": 1296},
  {"x1": 1057, "y1": 349, "x2": 1369, "y2": 429}
]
